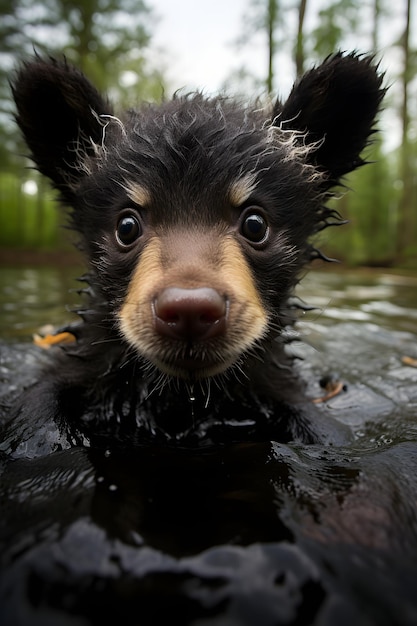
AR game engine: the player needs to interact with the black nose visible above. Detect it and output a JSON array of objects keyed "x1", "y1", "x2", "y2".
[{"x1": 153, "y1": 287, "x2": 227, "y2": 341}]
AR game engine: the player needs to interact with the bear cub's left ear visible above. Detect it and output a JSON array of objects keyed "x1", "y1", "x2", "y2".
[
  {"x1": 12, "y1": 57, "x2": 113, "y2": 197},
  {"x1": 276, "y1": 52, "x2": 385, "y2": 186}
]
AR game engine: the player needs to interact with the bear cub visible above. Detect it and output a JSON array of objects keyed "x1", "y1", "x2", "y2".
[{"x1": 4, "y1": 53, "x2": 384, "y2": 455}]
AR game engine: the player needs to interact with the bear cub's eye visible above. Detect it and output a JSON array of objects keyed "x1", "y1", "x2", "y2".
[
  {"x1": 116, "y1": 212, "x2": 142, "y2": 247},
  {"x1": 240, "y1": 209, "x2": 269, "y2": 245}
]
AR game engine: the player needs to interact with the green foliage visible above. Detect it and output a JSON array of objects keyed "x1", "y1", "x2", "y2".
[
  {"x1": 310, "y1": 0, "x2": 364, "y2": 59},
  {"x1": 230, "y1": 0, "x2": 417, "y2": 267},
  {"x1": 0, "y1": 0, "x2": 416, "y2": 266},
  {"x1": 0, "y1": 172, "x2": 65, "y2": 249},
  {"x1": 321, "y1": 144, "x2": 401, "y2": 266},
  {"x1": 0, "y1": 0, "x2": 167, "y2": 251},
  {"x1": 0, "y1": 0, "x2": 165, "y2": 170}
]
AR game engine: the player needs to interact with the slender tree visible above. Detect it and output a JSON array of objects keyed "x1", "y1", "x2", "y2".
[
  {"x1": 295, "y1": 0, "x2": 308, "y2": 76},
  {"x1": 362, "y1": 0, "x2": 391, "y2": 262},
  {"x1": 233, "y1": 0, "x2": 282, "y2": 93},
  {"x1": 371, "y1": 0, "x2": 381, "y2": 51},
  {"x1": 396, "y1": 0, "x2": 415, "y2": 259},
  {"x1": 266, "y1": 0, "x2": 278, "y2": 91}
]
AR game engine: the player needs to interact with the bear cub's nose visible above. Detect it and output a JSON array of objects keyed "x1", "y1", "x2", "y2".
[{"x1": 154, "y1": 287, "x2": 227, "y2": 341}]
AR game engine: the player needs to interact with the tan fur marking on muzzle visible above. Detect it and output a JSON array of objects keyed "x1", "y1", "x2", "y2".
[
  {"x1": 118, "y1": 236, "x2": 164, "y2": 353},
  {"x1": 118, "y1": 230, "x2": 269, "y2": 379},
  {"x1": 219, "y1": 235, "x2": 268, "y2": 344}
]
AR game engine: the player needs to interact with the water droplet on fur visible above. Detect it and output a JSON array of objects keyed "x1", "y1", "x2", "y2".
[
  {"x1": 129, "y1": 530, "x2": 144, "y2": 546},
  {"x1": 108, "y1": 484, "x2": 118, "y2": 492},
  {"x1": 188, "y1": 383, "x2": 196, "y2": 403},
  {"x1": 189, "y1": 384, "x2": 196, "y2": 419}
]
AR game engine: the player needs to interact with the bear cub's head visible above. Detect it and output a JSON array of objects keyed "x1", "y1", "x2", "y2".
[{"x1": 12, "y1": 53, "x2": 384, "y2": 383}]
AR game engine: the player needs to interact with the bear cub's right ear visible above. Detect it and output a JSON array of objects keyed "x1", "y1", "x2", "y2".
[
  {"x1": 12, "y1": 57, "x2": 113, "y2": 196},
  {"x1": 276, "y1": 53, "x2": 385, "y2": 187}
]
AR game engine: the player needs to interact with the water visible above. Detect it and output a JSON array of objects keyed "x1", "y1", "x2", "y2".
[
  {"x1": 1, "y1": 265, "x2": 416, "y2": 337},
  {"x1": 295, "y1": 269, "x2": 417, "y2": 435},
  {"x1": 297, "y1": 268, "x2": 417, "y2": 334},
  {"x1": 1, "y1": 265, "x2": 417, "y2": 625},
  {"x1": 0, "y1": 265, "x2": 83, "y2": 341}
]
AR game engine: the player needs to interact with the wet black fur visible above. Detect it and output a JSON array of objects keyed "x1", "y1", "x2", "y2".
[{"x1": 3, "y1": 53, "x2": 385, "y2": 454}]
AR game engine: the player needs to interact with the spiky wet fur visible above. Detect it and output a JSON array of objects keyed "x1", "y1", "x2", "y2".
[{"x1": 2, "y1": 52, "x2": 385, "y2": 454}]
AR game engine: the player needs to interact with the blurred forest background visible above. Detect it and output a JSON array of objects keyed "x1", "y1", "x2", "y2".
[{"x1": 0, "y1": 0, "x2": 416, "y2": 266}]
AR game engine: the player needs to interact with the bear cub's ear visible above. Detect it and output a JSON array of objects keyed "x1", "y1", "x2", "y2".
[
  {"x1": 12, "y1": 57, "x2": 113, "y2": 195},
  {"x1": 276, "y1": 52, "x2": 385, "y2": 186},
  {"x1": 12, "y1": 53, "x2": 385, "y2": 199}
]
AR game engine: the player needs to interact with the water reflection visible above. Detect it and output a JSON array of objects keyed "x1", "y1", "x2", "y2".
[
  {"x1": 1, "y1": 266, "x2": 417, "y2": 340},
  {"x1": 1, "y1": 264, "x2": 417, "y2": 433},
  {"x1": 296, "y1": 268, "x2": 417, "y2": 333},
  {"x1": 0, "y1": 265, "x2": 82, "y2": 341},
  {"x1": 1, "y1": 265, "x2": 417, "y2": 625}
]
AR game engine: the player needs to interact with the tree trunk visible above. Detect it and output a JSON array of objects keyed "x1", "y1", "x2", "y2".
[
  {"x1": 295, "y1": 0, "x2": 307, "y2": 76},
  {"x1": 371, "y1": 0, "x2": 380, "y2": 51},
  {"x1": 366, "y1": 0, "x2": 384, "y2": 262},
  {"x1": 267, "y1": 0, "x2": 278, "y2": 92},
  {"x1": 396, "y1": 0, "x2": 413, "y2": 260}
]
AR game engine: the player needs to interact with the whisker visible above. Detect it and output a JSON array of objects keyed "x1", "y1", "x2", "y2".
[{"x1": 90, "y1": 337, "x2": 121, "y2": 347}]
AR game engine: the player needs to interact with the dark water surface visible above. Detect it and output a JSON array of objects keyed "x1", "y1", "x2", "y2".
[{"x1": 1, "y1": 266, "x2": 417, "y2": 625}]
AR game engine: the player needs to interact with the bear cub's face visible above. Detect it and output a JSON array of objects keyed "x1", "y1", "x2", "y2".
[
  {"x1": 74, "y1": 101, "x2": 323, "y2": 381},
  {"x1": 11, "y1": 54, "x2": 384, "y2": 382}
]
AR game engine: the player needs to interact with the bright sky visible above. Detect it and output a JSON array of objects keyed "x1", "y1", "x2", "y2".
[
  {"x1": 150, "y1": 0, "x2": 415, "y2": 90},
  {"x1": 148, "y1": 0, "x2": 412, "y2": 149},
  {"x1": 150, "y1": 0, "x2": 274, "y2": 95}
]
